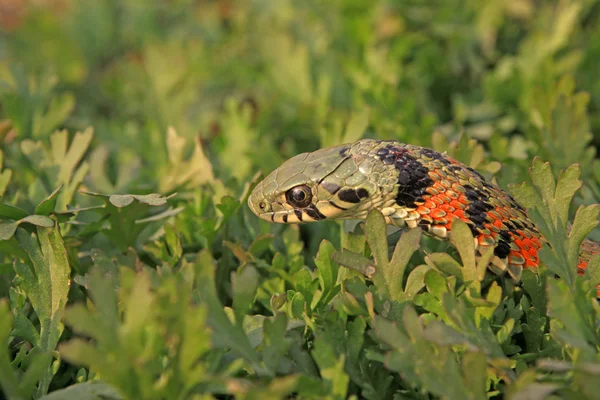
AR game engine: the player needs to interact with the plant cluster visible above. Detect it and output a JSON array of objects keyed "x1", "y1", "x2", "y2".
[{"x1": 1, "y1": 1, "x2": 600, "y2": 399}]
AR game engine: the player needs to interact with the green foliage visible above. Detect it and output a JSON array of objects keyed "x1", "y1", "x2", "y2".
[{"x1": 1, "y1": 1, "x2": 600, "y2": 399}]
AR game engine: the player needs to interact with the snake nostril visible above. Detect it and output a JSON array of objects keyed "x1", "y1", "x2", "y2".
[{"x1": 258, "y1": 201, "x2": 269, "y2": 211}]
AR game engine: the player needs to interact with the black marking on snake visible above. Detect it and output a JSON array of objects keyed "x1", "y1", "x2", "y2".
[
  {"x1": 386, "y1": 147, "x2": 434, "y2": 208},
  {"x1": 376, "y1": 148, "x2": 389, "y2": 157},
  {"x1": 464, "y1": 185, "x2": 496, "y2": 240},
  {"x1": 499, "y1": 230, "x2": 511, "y2": 242},
  {"x1": 321, "y1": 182, "x2": 341, "y2": 194},
  {"x1": 494, "y1": 241, "x2": 511, "y2": 259},
  {"x1": 357, "y1": 188, "x2": 369, "y2": 198},
  {"x1": 328, "y1": 200, "x2": 348, "y2": 211},
  {"x1": 282, "y1": 214, "x2": 288, "y2": 223},
  {"x1": 304, "y1": 204, "x2": 326, "y2": 220},
  {"x1": 338, "y1": 189, "x2": 362, "y2": 203},
  {"x1": 339, "y1": 147, "x2": 350, "y2": 157},
  {"x1": 294, "y1": 209, "x2": 303, "y2": 221}
]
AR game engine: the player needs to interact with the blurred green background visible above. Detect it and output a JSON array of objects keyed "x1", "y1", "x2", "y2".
[
  {"x1": 2, "y1": 0, "x2": 600, "y2": 181},
  {"x1": 2, "y1": 0, "x2": 600, "y2": 399}
]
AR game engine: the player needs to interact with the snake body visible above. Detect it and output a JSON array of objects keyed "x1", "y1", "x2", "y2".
[{"x1": 248, "y1": 139, "x2": 598, "y2": 288}]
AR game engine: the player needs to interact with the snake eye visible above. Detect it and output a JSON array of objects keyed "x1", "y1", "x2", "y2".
[{"x1": 286, "y1": 185, "x2": 312, "y2": 208}]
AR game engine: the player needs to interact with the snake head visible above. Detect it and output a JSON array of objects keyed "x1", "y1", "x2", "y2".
[{"x1": 248, "y1": 140, "x2": 399, "y2": 223}]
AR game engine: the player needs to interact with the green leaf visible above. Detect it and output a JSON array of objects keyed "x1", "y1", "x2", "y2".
[
  {"x1": 584, "y1": 255, "x2": 600, "y2": 288},
  {"x1": 425, "y1": 253, "x2": 463, "y2": 280},
  {"x1": 232, "y1": 266, "x2": 259, "y2": 322},
  {"x1": 461, "y1": 351, "x2": 488, "y2": 399},
  {"x1": 510, "y1": 158, "x2": 593, "y2": 288},
  {"x1": 314, "y1": 240, "x2": 340, "y2": 304},
  {"x1": 0, "y1": 300, "x2": 23, "y2": 400},
  {"x1": 262, "y1": 313, "x2": 290, "y2": 373},
  {"x1": 160, "y1": 127, "x2": 215, "y2": 192},
  {"x1": 311, "y1": 336, "x2": 349, "y2": 400},
  {"x1": 81, "y1": 191, "x2": 175, "y2": 251},
  {"x1": 0, "y1": 149, "x2": 12, "y2": 197},
  {"x1": 35, "y1": 185, "x2": 63, "y2": 216},
  {"x1": 13, "y1": 223, "x2": 70, "y2": 397},
  {"x1": 294, "y1": 268, "x2": 315, "y2": 308},
  {"x1": 546, "y1": 278, "x2": 597, "y2": 351},
  {"x1": 332, "y1": 249, "x2": 376, "y2": 278},
  {"x1": 387, "y1": 227, "x2": 422, "y2": 299},
  {"x1": 403, "y1": 264, "x2": 431, "y2": 299},
  {"x1": 38, "y1": 381, "x2": 122, "y2": 400},
  {"x1": 194, "y1": 250, "x2": 269, "y2": 377},
  {"x1": 0, "y1": 215, "x2": 57, "y2": 241},
  {"x1": 341, "y1": 210, "x2": 422, "y2": 301},
  {"x1": 342, "y1": 108, "x2": 369, "y2": 144},
  {"x1": 0, "y1": 203, "x2": 29, "y2": 220}
]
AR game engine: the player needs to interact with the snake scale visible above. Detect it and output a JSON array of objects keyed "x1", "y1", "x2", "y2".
[{"x1": 248, "y1": 138, "x2": 600, "y2": 293}]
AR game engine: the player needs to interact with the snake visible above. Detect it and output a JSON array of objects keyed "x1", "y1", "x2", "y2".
[{"x1": 247, "y1": 138, "x2": 600, "y2": 293}]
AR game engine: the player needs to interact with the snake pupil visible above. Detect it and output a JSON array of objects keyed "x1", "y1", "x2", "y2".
[{"x1": 286, "y1": 185, "x2": 312, "y2": 208}]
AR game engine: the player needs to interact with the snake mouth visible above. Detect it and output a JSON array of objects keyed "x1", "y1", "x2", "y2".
[{"x1": 256, "y1": 205, "x2": 328, "y2": 224}]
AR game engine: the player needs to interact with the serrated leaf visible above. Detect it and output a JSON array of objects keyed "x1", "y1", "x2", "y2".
[
  {"x1": 194, "y1": 250, "x2": 268, "y2": 376},
  {"x1": 422, "y1": 320, "x2": 476, "y2": 350},
  {"x1": 14, "y1": 223, "x2": 70, "y2": 396},
  {"x1": 311, "y1": 336, "x2": 349, "y2": 399},
  {"x1": 314, "y1": 240, "x2": 339, "y2": 299},
  {"x1": 404, "y1": 264, "x2": 430, "y2": 298},
  {"x1": 568, "y1": 205, "x2": 600, "y2": 262},
  {"x1": 387, "y1": 227, "x2": 421, "y2": 298},
  {"x1": 425, "y1": 253, "x2": 463, "y2": 279},
  {"x1": 584, "y1": 255, "x2": 600, "y2": 288}
]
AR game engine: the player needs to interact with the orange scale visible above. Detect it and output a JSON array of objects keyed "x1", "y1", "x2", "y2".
[
  {"x1": 493, "y1": 219, "x2": 504, "y2": 229},
  {"x1": 452, "y1": 209, "x2": 466, "y2": 219},
  {"x1": 416, "y1": 206, "x2": 430, "y2": 215},
  {"x1": 432, "y1": 197, "x2": 445, "y2": 205},
  {"x1": 526, "y1": 250, "x2": 539, "y2": 263},
  {"x1": 450, "y1": 199, "x2": 466, "y2": 209},
  {"x1": 439, "y1": 203, "x2": 455, "y2": 212},
  {"x1": 430, "y1": 210, "x2": 447, "y2": 219},
  {"x1": 523, "y1": 237, "x2": 539, "y2": 249},
  {"x1": 424, "y1": 200, "x2": 437, "y2": 209}
]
